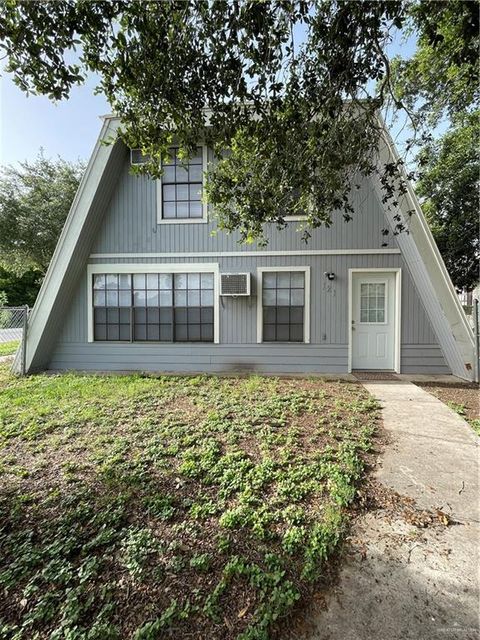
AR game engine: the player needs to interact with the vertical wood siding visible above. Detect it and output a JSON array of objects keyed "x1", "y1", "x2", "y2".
[
  {"x1": 91, "y1": 157, "x2": 398, "y2": 255},
  {"x1": 50, "y1": 253, "x2": 448, "y2": 374},
  {"x1": 46, "y1": 149, "x2": 448, "y2": 374}
]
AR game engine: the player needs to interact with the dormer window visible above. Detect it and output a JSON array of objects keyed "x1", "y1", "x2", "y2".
[{"x1": 157, "y1": 146, "x2": 208, "y2": 224}]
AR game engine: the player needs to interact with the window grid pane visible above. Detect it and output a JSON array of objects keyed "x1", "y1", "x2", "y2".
[
  {"x1": 94, "y1": 307, "x2": 130, "y2": 342},
  {"x1": 134, "y1": 307, "x2": 173, "y2": 342},
  {"x1": 359, "y1": 283, "x2": 386, "y2": 323},
  {"x1": 172, "y1": 272, "x2": 214, "y2": 342},
  {"x1": 162, "y1": 147, "x2": 203, "y2": 219},
  {"x1": 262, "y1": 271, "x2": 305, "y2": 342},
  {"x1": 93, "y1": 272, "x2": 214, "y2": 343}
]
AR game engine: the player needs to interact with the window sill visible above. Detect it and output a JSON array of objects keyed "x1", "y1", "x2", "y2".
[
  {"x1": 157, "y1": 218, "x2": 208, "y2": 225},
  {"x1": 91, "y1": 340, "x2": 215, "y2": 345},
  {"x1": 260, "y1": 341, "x2": 309, "y2": 345}
]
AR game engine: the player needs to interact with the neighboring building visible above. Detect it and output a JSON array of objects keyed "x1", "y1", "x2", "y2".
[
  {"x1": 458, "y1": 286, "x2": 480, "y2": 331},
  {"x1": 16, "y1": 117, "x2": 476, "y2": 379}
]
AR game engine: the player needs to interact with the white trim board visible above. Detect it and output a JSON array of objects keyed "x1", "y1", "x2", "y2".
[
  {"x1": 374, "y1": 118, "x2": 474, "y2": 380},
  {"x1": 86, "y1": 262, "x2": 220, "y2": 344},
  {"x1": 256, "y1": 266, "x2": 311, "y2": 345},
  {"x1": 90, "y1": 248, "x2": 401, "y2": 259},
  {"x1": 14, "y1": 117, "x2": 122, "y2": 374},
  {"x1": 379, "y1": 116, "x2": 473, "y2": 344},
  {"x1": 347, "y1": 268, "x2": 401, "y2": 373}
]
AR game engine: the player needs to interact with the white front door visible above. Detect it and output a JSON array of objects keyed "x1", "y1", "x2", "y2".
[{"x1": 351, "y1": 272, "x2": 397, "y2": 371}]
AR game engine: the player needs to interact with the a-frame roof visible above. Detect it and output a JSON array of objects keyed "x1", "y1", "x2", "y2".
[
  {"x1": 14, "y1": 117, "x2": 125, "y2": 373},
  {"x1": 15, "y1": 116, "x2": 476, "y2": 380},
  {"x1": 374, "y1": 118, "x2": 475, "y2": 380}
]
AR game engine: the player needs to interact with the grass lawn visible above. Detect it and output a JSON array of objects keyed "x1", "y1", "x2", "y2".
[
  {"x1": 0, "y1": 365, "x2": 379, "y2": 640},
  {"x1": 0, "y1": 340, "x2": 19, "y2": 357}
]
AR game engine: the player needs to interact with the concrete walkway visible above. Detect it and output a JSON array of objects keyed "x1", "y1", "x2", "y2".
[{"x1": 304, "y1": 380, "x2": 479, "y2": 640}]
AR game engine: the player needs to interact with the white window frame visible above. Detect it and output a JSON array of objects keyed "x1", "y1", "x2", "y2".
[
  {"x1": 156, "y1": 146, "x2": 208, "y2": 225},
  {"x1": 256, "y1": 266, "x2": 311, "y2": 344},
  {"x1": 87, "y1": 262, "x2": 220, "y2": 344},
  {"x1": 130, "y1": 149, "x2": 150, "y2": 166}
]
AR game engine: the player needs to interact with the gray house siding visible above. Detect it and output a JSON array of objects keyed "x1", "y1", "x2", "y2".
[
  {"x1": 46, "y1": 150, "x2": 449, "y2": 374},
  {"x1": 48, "y1": 255, "x2": 449, "y2": 374},
  {"x1": 90, "y1": 157, "x2": 398, "y2": 255}
]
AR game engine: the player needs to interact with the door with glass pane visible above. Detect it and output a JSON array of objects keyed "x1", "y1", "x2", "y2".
[{"x1": 351, "y1": 272, "x2": 396, "y2": 370}]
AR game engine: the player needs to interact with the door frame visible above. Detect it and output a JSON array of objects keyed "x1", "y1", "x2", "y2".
[{"x1": 348, "y1": 268, "x2": 402, "y2": 373}]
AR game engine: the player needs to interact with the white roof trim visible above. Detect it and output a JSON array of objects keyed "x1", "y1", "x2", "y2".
[
  {"x1": 16, "y1": 118, "x2": 120, "y2": 373},
  {"x1": 375, "y1": 116, "x2": 475, "y2": 380}
]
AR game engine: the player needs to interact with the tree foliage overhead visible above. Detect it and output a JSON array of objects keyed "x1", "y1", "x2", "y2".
[
  {"x1": 416, "y1": 112, "x2": 479, "y2": 291},
  {"x1": 0, "y1": 153, "x2": 85, "y2": 274},
  {"x1": 392, "y1": 0, "x2": 479, "y2": 127},
  {"x1": 391, "y1": 0, "x2": 479, "y2": 290},
  {"x1": 0, "y1": 0, "x2": 413, "y2": 242},
  {"x1": 0, "y1": 0, "x2": 478, "y2": 252}
]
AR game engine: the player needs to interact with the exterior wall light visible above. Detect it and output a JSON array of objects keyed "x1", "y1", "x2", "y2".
[{"x1": 324, "y1": 272, "x2": 336, "y2": 281}]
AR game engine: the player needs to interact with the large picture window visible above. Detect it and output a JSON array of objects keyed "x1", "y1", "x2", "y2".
[
  {"x1": 92, "y1": 271, "x2": 215, "y2": 342},
  {"x1": 260, "y1": 270, "x2": 307, "y2": 343},
  {"x1": 161, "y1": 147, "x2": 204, "y2": 221}
]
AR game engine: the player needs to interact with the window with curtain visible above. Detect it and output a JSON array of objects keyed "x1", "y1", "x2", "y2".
[
  {"x1": 262, "y1": 271, "x2": 305, "y2": 342},
  {"x1": 93, "y1": 272, "x2": 214, "y2": 342}
]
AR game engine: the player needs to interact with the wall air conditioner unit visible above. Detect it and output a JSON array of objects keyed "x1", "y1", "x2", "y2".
[
  {"x1": 220, "y1": 273, "x2": 251, "y2": 297},
  {"x1": 130, "y1": 149, "x2": 151, "y2": 165}
]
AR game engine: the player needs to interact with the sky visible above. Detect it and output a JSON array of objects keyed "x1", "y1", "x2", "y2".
[
  {"x1": 0, "y1": 71, "x2": 110, "y2": 166},
  {"x1": 0, "y1": 28, "x2": 417, "y2": 168}
]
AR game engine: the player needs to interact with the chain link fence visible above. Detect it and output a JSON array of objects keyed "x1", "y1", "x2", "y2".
[{"x1": 0, "y1": 306, "x2": 29, "y2": 374}]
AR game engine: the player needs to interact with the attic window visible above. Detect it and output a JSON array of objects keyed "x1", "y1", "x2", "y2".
[
  {"x1": 159, "y1": 147, "x2": 206, "y2": 222},
  {"x1": 130, "y1": 149, "x2": 150, "y2": 165}
]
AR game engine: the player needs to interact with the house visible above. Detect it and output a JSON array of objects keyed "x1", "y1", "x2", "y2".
[{"x1": 16, "y1": 116, "x2": 476, "y2": 380}]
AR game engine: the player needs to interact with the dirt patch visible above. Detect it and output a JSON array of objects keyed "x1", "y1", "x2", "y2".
[
  {"x1": 354, "y1": 480, "x2": 455, "y2": 528},
  {"x1": 415, "y1": 381, "x2": 479, "y2": 424}
]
